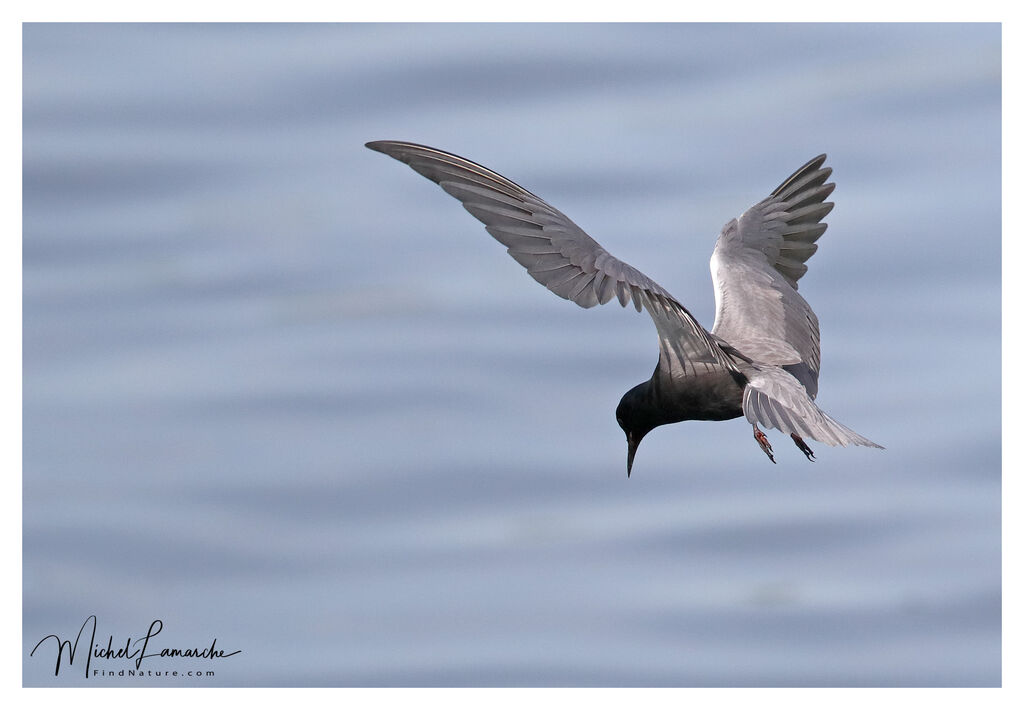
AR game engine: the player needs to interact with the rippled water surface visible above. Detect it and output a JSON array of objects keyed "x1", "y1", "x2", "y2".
[{"x1": 23, "y1": 23, "x2": 1000, "y2": 686}]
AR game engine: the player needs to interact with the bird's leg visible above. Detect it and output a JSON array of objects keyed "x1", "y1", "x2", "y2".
[
  {"x1": 791, "y1": 434, "x2": 815, "y2": 461},
  {"x1": 753, "y1": 424, "x2": 776, "y2": 464}
]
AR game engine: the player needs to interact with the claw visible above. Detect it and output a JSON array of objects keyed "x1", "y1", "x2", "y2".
[
  {"x1": 753, "y1": 425, "x2": 776, "y2": 464},
  {"x1": 791, "y1": 434, "x2": 815, "y2": 461}
]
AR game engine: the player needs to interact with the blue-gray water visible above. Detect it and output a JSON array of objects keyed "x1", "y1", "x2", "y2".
[{"x1": 23, "y1": 23, "x2": 1000, "y2": 686}]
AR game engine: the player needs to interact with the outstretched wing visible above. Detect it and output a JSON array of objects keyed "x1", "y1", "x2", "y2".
[
  {"x1": 366, "y1": 140, "x2": 734, "y2": 378},
  {"x1": 710, "y1": 154, "x2": 834, "y2": 396}
]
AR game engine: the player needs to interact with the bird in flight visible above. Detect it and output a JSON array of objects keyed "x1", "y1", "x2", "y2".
[{"x1": 366, "y1": 141, "x2": 882, "y2": 476}]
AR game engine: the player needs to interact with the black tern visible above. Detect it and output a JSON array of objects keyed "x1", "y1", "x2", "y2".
[{"x1": 366, "y1": 141, "x2": 882, "y2": 475}]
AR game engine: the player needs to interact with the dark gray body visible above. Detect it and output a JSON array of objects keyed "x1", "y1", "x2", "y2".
[{"x1": 629, "y1": 367, "x2": 747, "y2": 427}]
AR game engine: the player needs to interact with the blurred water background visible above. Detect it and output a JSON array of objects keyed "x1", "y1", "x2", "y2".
[{"x1": 22, "y1": 23, "x2": 1000, "y2": 686}]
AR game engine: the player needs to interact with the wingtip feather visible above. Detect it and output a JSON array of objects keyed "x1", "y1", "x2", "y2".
[{"x1": 365, "y1": 140, "x2": 397, "y2": 154}]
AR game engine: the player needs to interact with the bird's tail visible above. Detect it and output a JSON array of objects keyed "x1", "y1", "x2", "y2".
[{"x1": 742, "y1": 366, "x2": 882, "y2": 448}]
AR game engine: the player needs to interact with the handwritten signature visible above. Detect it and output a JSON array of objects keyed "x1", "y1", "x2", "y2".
[{"x1": 31, "y1": 615, "x2": 240, "y2": 678}]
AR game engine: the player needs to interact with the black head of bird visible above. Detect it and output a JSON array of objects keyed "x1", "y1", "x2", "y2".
[{"x1": 615, "y1": 385, "x2": 657, "y2": 478}]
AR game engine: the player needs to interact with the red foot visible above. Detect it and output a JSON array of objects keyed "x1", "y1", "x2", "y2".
[
  {"x1": 791, "y1": 434, "x2": 816, "y2": 461},
  {"x1": 753, "y1": 426, "x2": 776, "y2": 464}
]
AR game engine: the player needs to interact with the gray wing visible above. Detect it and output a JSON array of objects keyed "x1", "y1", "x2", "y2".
[
  {"x1": 710, "y1": 154, "x2": 834, "y2": 397},
  {"x1": 367, "y1": 140, "x2": 734, "y2": 377}
]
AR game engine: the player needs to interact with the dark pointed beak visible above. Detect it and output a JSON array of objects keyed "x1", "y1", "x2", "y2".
[{"x1": 626, "y1": 433, "x2": 639, "y2": 478}]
